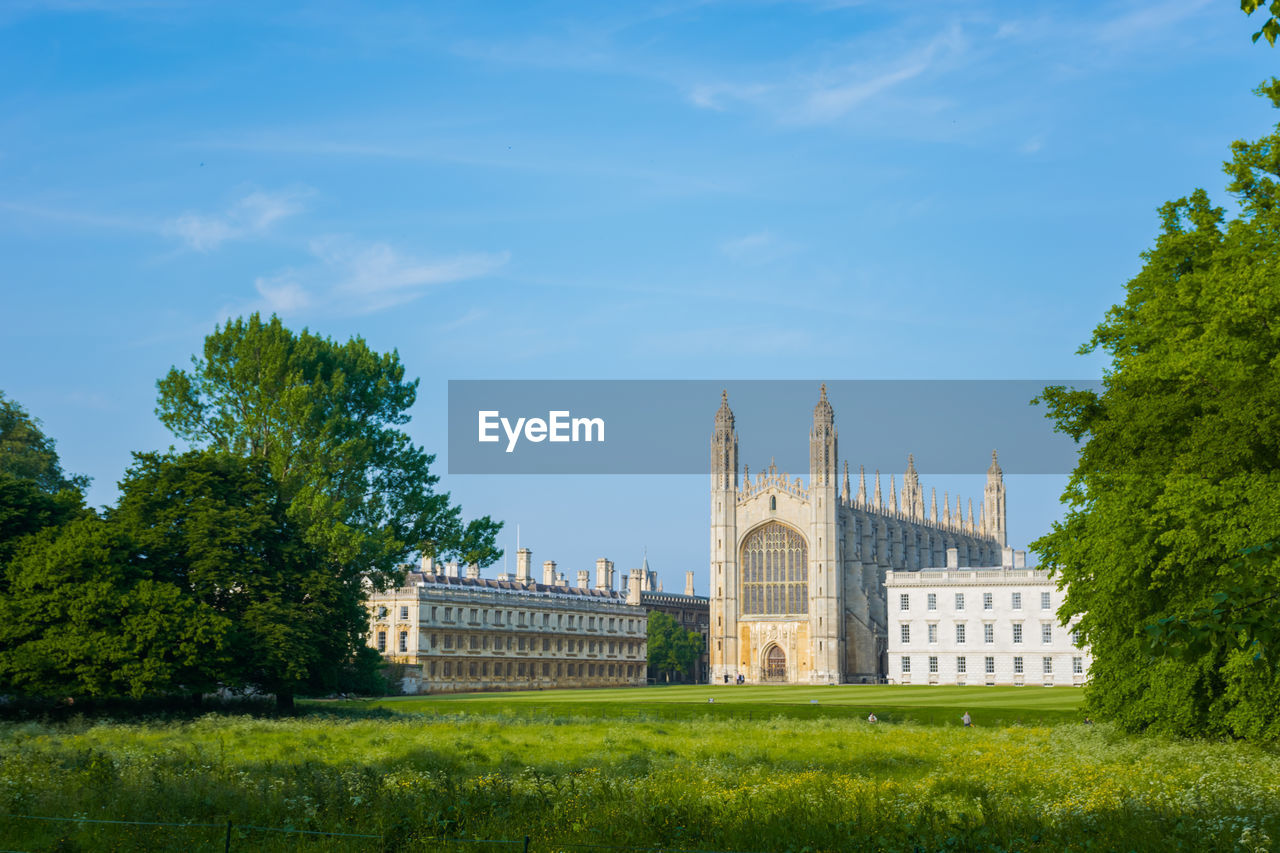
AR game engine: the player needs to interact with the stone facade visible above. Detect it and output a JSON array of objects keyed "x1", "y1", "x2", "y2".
[
  {"x1": 709, "y1": 386, "x2": 1007, "y2": 684},
  {"x1": 368, "y1": 552, "x2": 647, "y2": 694},
  {"x1": 884, "y1": 551, "x2": 1091, "y2": 686}
]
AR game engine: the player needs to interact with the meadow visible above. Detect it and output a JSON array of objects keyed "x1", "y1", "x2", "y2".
[{"x1": 0, "y1": 686, "x2": 1276, "y2": 852}]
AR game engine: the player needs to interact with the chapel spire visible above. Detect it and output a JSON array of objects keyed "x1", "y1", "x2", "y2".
[
  {"x1": 809, "y1": 384, "x2": 837, "y2": 488},
  {"x1": 856, "y1": 465, "x2": 867, "y2": 506},
  {"x1": 711, "y1": 389, "x2": 738, "y2": 492}
]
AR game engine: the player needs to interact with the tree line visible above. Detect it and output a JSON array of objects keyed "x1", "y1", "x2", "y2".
[{"x1": 0, "y1": 315, "x2": 502, "y2": 710}]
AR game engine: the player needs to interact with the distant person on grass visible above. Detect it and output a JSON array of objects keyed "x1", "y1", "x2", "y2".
[
  {"x1": 867, "y1": 713, "x2": 878, "y2": 723},
  {"x1": 962, "y1": 711, "x2": 972, "y2": 728}
]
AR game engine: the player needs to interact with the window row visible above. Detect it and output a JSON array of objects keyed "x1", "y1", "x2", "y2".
[
  {"x1": 898, "y1": 591, "x2": 1054, "y2": 612},
  {"x1": 375, "y1": 604, "x2": 638, "y2": 634},
  {"x1": 899, "y1": 655, "x2": 1085, "y2": 675},
  {"x1": 406, "y1": 632, "x2": 641, "y2": 658},
  {"x1": 426, "y1": 659, "x2": 641, "y2": 680},
  {"x1": 898, "y1": 622, "x2": 1077, "y2": 645}
]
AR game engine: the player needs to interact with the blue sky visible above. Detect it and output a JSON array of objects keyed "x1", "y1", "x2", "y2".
[{"x1": 2, "y1": 0, "x2": 1276, "y2": 591}]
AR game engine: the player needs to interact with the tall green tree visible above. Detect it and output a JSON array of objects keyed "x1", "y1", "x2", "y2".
[
  {"x1": 0, "y1": 515, "x2": 229, "y2": 699},
  {"x1": 113, "y1": 450, "x2": 367, "y2": 709},
  {"x1": 646, "y1": 612, "x2": 703, "y2": 683},
  {"x1": 1034, "y1": 81, "x2": 1280, "y2": 740},
  {"x1": 0, "y1": 391, "x2": 89, "y2": 494},
  {"x1": 155, "y1": 313, "x2": 501, "y2": 586}
]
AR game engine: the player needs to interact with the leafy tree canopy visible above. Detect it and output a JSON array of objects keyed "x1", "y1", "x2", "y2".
[
  {"x1": 0, "y1": 450, "x2": 383, "y2": 707},
  {"x1": 1034, "y1": 81, "x2": 1280, "y2": 740},
  {"x1": 0, "y1": 390, "x2": 88, "y2": 494},
  {"x1": 647, "y1": 611, "x2": 703, "y2": 683},
  {"x1": 155, "y1": 313, "x2": 501, "y2": 587}
]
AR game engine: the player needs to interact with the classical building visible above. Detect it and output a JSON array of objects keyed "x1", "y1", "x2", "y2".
[
  {"x1": 368, "y1": 549, "x2": 647, "y2": 694},
  {"x1": 884, "y1": 549, "x2": 1090, "y2": 686},
  {"x1": 709, "y1": 386, "x2": 1007, "y2": 684},
  {"x1": 630, "y1": 562, "x2": 710, "y2": 683}
]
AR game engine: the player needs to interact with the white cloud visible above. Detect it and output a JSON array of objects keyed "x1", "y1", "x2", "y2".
[
  {"x1": 227, "y1": 238, "x2": 510, "y2": 319},
  {"x1": 719, "y1": 231, "x2": 798, "y2": 265},
  {"x1": 253, "y1": 274, "x2": 311, "y2": 314},
  {"x1": 312, "y1": 237, "x2": 511, "y2": 314},
  {"x1": 167, "y1": 187, "x2": 310, "y2": 252},
  {"x1": 685, "y1": 26, "x2": 966, "y2": 126}
]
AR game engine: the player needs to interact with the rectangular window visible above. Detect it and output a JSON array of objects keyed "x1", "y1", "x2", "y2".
[
  {"x1": 444, "y1": 662, "x2": 452, "y2": 677},
  {"x1": 956, "y1": 624, "x2": 966, "y2": 644},
  {"x1": 957, "y1": 656, "x2": 967, "y2": 674},
  {"x1": 1043, "y1": 656, "x2": 1053, "y2": 675},
  {"x1": 983, "y1": 592, "x2": 993, "y2": 610},
  {"x1": 444, "y1": 607, "x2": 453, "y2": 622},
  {"x1": 928, "y1": 655, "x2": 938, "y2": 673},
  {"x1": 1041, "y1": 591, "x2": 1051, "y2": 610},
  {"x1": 1042, "y1": 624, "x2": 1053, "y2": 644},
  {"x1": 400, "y1": 606, "x2": 409, "y2": 620},
  {"x1": 927, "y1": 593, "x2": 937, "y2": 611},
  {"x1": 430, "y1": 633, "x2": 437, "y2": 648},
  {"x1": 1012, "y1": 592, "x2": 1023, "y2": 610},
  {"x1": 901, "y1": 656, "x2": 911, "y2": 673},
  {"x1": 431, "y1": 606, "x2": 437, "y2": 621},
  {"x1": 1014, "y1": 656, "x2": 1024, "y2": 674},
  {"x1": 900, "y1": 624, "x2": 910, "y2": 644},
  {"x1": 543, "y1": 613, "x2": 550, "y2": 627},
  {"x1": 1073, "y1": 656, "x2": 1083, "y2": 674},
  {"x1": 443, "y1": 634, "x2": 453, "y2": 649},
  {"x1": 984, "y1": 623, "x2": 994, "y2": 644},
  {"x1": 470, "y1": 608, "x2": 478, "y2": 622},
  {"x1": 517, "y1": 637, "x2": 526, "y2": 651},
  {"x1": 899, "y1": 593, "x2": 910, "y2": 611},
  {"x1": 398, "y1": 631, "x2": 407, "y2": 652},
  {"x1": 469, "y1": 635, "x2": 478, "y2": 650},
  {"x1": 955, "y1": 593, "x2": 965, "y2": 611},
  {"x1": 376, "y1": 631, "x2": 386, "y2": 652},
  {"x1": 1071, "y1": 628, "x2": 1080, "y2": 646},
  {"x1": 494, "y1": 611, "x2": 503, "y2": 626},
  {"x1": 1012, "y1": 624, "x2": 1023, "y2": 644},
  {"x1": 927, "y1": 624, "x2": 938, "y2": 644},
  {"x1": 985, "y1": 656, "x2": 995, "y2": 674}
]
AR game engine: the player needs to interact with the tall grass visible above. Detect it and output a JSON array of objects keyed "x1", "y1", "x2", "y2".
[{"x1": 0, "y1": 710, "x2": 1276, "y2": 851}]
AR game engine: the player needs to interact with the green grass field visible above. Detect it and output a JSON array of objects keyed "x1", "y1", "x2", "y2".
[
  {"x1": 348, "y1": 684, "x2": 1086, "y2": 727},
  {"x1": 1, "y1": 686, "x2": 1276, "y2": 852}
]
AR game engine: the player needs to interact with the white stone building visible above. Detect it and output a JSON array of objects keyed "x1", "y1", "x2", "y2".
[
  {"x1": 884, "y1": 548, "x2": 1090, "y2": 686},
  {"x1": 367, "y1": 549, "x2": 648, "y2": 694},
  {"x1": 709, "y1": 386, "x2": 1007, "y2": 684}
]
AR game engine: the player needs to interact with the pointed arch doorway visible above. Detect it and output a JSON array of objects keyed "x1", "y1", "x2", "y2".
[{"x1": 763, "y1": 644, "x2": 787, "y2": 682}]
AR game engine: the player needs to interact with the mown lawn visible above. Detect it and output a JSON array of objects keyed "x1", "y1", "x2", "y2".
[
  {"x1": 347, "y1": 684, "x2": 1085, "y2": 727},
  {"x1": 0, "y1": 687, "x2": 1276, "y2": 851}
]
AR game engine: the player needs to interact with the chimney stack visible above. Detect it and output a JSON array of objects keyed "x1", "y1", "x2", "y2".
[
  {"x1": 595, "y1": 557, "x2": 615, "y2": 590},
  {"x1": 420, "y1": 554, "x2": 435, "y2": 574},
  {"x1": 684, "y1": 571, "x2": 695, "y2": 596},
  {"x1": 627, "y1": 568, "x2": 643, "y2": 605},
  {"x1": 542, "y1": 560, "x2": 557, "y2": 585},
  {"x1": 445, "y1": 560, "x2": 459, "y2": 578},
  {"x1": 466, "y1": 563, "x2": 480, "y2": 579},
  {"x1": 515, "y1": 548, "x2": 532, "y2": 582},
  {"x1": 945, "y1": 547, "x2": 959, "y2": 569}
]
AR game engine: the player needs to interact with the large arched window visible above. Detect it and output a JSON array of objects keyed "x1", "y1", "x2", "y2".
[{"x1": 740, "y1": 522, "x2": 808, "y2": 615}]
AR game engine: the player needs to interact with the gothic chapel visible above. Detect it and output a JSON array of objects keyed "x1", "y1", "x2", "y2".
[{"x1": 709, "y1": 386, "x2": 1007, "y2": 683}]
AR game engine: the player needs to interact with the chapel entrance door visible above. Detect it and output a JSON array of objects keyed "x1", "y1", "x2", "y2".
[{"x1": 763, "y1": 645, "x2": 787, "y2": 682}]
